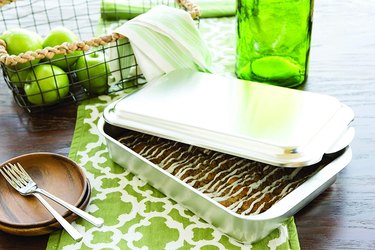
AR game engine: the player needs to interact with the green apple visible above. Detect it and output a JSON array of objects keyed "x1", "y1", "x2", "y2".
[
  {"x1": 0, "y1": 28, "x2": 43, "y2": 69},
  {"x1": 75, "y1": 51, "x2": 110, "y2": 95},
  {"x1": 24, "y1": 64, "x2": 69, "y2": 105},
  {"x1": 42, "y1": 27, "x2": 80, "y2": 71},
  {"x1": 6, "y1": 68, "x2": 31, "y2": 88}
]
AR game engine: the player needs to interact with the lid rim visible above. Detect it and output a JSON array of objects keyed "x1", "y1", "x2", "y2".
[{"x1": 104, "y1": 70, "x2": 355, "y2": 168}]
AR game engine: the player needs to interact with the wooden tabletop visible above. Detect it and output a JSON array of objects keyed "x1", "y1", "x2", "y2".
[{"x1": 1, "y1": 0, "x2": 375, "y2": 249}]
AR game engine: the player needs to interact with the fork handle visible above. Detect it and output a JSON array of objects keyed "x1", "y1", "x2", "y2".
[
  {"x1": 36, "y1": 188, "x2": 104, "y2": 227},
  {"x1": 33, "y1": 193, "x2": 83, "y2": 241}
]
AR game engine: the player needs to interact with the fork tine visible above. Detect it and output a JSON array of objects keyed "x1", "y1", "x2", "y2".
[
  {"x1": 15, "y1": 162, "x2": 32, "y2": 180},
  {"x1": 0, "y1": 165, "x2": 21, "y2": 189},
  {"x1": 4, "y1": 164, "x2": 27, "y2": 187},
  {"x1": 10, "y1": 163, "x2": 29, "y2": 181},
  {"x1": 0, "y1": 167, "x2": 11, "y2": 183}
]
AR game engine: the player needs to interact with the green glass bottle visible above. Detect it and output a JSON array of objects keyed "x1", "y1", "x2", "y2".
[{"x1": 235, "y1": 0, "x2": 313, "y2": 87}]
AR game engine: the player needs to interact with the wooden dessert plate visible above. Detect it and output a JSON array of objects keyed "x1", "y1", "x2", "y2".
[
  {"x1": 0, "y1": 180, "x2": 91, "y2": 236},
  {"x1": 0, "y1": 153, "x2": 89, "y2": 235}
]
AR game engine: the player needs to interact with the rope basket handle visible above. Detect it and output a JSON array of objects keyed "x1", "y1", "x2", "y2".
[
  {"x1": 0, "y1": 0, "x2": 200, "y2": 66},
  {"x1": 0, "y1": 0, "x2": 15, "y2": 8}
]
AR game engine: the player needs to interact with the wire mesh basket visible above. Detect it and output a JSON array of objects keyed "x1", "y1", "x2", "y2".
[{"x1": 0, "y1": 0, "x2": 199, "y2": 113}]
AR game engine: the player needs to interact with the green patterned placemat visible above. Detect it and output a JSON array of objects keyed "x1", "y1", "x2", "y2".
[{"x1": 46, "y1": 16, "x2": 301, "y2": 250}]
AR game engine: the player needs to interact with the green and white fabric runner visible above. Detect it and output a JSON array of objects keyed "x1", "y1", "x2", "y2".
[
  {"x1": 46, "y1": 10, "x2": 301, "y2": 250},
  {"x1": 101, "y1": 0, "x2": 236, "y2": 20}
]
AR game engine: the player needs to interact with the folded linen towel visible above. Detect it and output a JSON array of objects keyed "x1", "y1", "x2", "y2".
[
  {"x1": 101, "y1": 0, "x2": 236, "y2": 20},
  {"x1": 112, "y1": 5, "x2": 212, "y2": 81}
]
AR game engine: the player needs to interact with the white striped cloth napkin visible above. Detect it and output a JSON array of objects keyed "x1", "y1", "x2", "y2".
[{"x1": 112, "y1": 5, "x2": 212, "y2": 82}]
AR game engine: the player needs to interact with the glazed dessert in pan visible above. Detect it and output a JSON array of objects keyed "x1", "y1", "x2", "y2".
[{"x1": 118, "y1": 130, "x2": 342, "y2": 216}]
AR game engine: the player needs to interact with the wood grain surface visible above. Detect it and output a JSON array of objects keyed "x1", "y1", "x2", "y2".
[
  {"x1": 295, "y1": 1, "x2": 375, "y2": 249},
  {"x1": 0, "y1": 0, "x2": 374, "y2": 249}
]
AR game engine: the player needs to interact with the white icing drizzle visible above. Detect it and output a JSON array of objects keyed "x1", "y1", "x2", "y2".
[{"x1": 118, "y1": 132, "x2": 322, "y2": 216}]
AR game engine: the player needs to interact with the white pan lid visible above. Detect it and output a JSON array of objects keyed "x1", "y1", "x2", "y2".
[{"x1": 104, "y1": 70, "x2": 354, "y2": 167}]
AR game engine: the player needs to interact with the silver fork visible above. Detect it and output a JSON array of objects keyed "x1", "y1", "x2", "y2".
[{"x1": 0, "y1": 163, "x2": 103, "y2": 239}]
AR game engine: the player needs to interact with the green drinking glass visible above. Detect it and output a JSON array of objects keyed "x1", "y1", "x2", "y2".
[{"x1": 235, "y1": 0, "x2": 313, "y2": 87}]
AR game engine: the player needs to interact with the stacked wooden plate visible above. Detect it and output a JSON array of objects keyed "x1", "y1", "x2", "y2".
[{"x1": 0, "y1": 153, "x2": 90, "y2": 236}]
